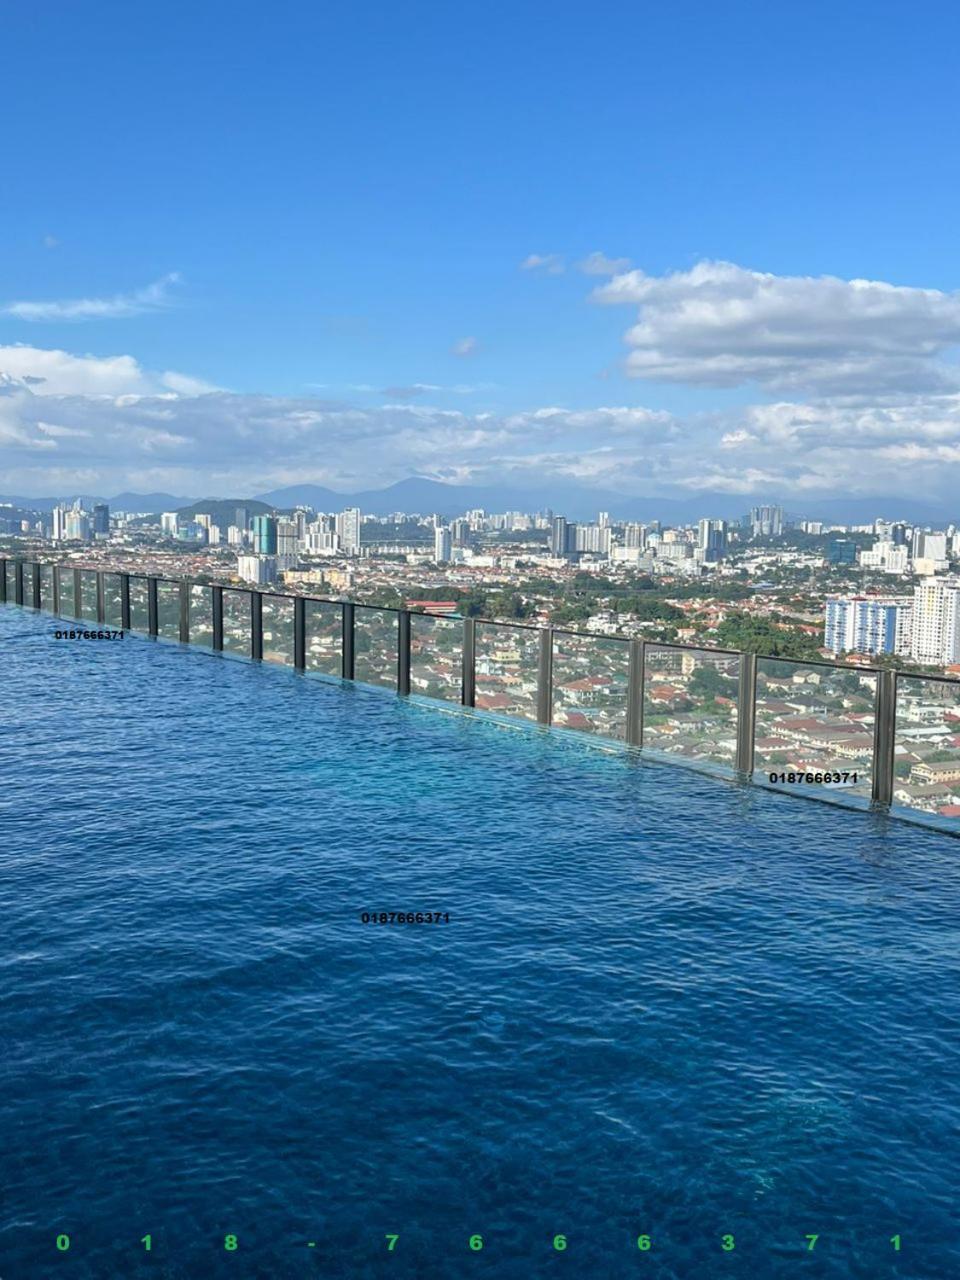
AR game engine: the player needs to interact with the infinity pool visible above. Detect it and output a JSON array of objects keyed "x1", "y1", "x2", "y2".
[{"x1": 1, "y1": 605, "x2": 958, "y2": 1278}]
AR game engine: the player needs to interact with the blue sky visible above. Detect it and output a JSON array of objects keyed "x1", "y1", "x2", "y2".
[{"x1": 3, "y1": 0, "x2": 960, "y2": 503}]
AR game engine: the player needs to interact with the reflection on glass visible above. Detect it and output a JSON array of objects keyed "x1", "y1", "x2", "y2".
[
  {"x1": 39, "y1": 564, "x2": 54, "y2": 611},
  {"x1": 222, "y1": 589, "x2": 251, "y2": 655},
  {"x1": 354, "y1": 608, "x2": 398, "y2": 688},
  {"x1": 58, "y1": 567, "x2": 77, "y2": 618},
  {"x1": 128, "y1": 577, "x2": 150, "y2": 633},
  {"x1": 157, "y1": 581, "x2": 182, "y2": 640},
  {"x1": 892, "y1": 676, "x2": 960, "y2": 824},
  {"x1": 643, "y1": 645, "x2": 740, "y2": 769},
  {"x1": 79, "y1": 570, "x2": 99, "y2": 621},
  {"x1": 553, "y1": 631, "x2": 630, "y2": 739},
  {"x1": 263, "y1": 594, "x2": 294, "y2": 665},
  {"x1": 305, "y1": 600, "x2": 341, "y2": 675},
  {"x1": 754, "y1": 658, "x2": 875, "y2": 801},
  {"x1": 103, "y1": 575, "x2": 123, "y2": 628},
  {"x1": 475, "y1": 623, "x2": 539, "y2": 721},
  {"x1": 189, "y1": 585, "x2": 213, "y2": 647},
  {"x1": 410, "y1": 614, "x2": 462, "y2": 701}
]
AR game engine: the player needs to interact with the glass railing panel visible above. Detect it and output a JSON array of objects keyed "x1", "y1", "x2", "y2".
[
  {"x1": 222, "y1": 589, "x2": 251, "y2": 656},
  {"x1": 262, "y1": 594, "x2": 294, "y2": 665},
  {"x1": 304, "y1": 600, "x2": 342, "y2": 676},
  {"x1": 891, "y1": 675, "x2": 960, "y2": 825},
  {"x1": 4, "y1": 560, "x2": 17, "y2": 601},
  {"x1": 78, "y1": 570, "x2": 99, "y2": 621},
  {"x1": 754, "y1": 658, "x2": 876, "y2": 802},
  {"x1": 103, "y1": 574, "x2": 123, "y2": 628},
  {"x1": 157, "y1": 580, "x2": 181, "y2": 641},
  {"x1": 642, "y1": 645, "x2": 740, "y2": 769},
  {"x1": 39, "y1": 564, "x2": 54, "y2": 610},
  {"x1": 57, "y1": 568, "x2": 77, "y2": 618},
  {"x1": 128, "y1": 576, "x2": 150, "y2": 633},
  {"x1": 354, "y1": 607, "x2": 398, "y2": 688},
  {"x1": 475, "y1": 622, "x2": 540, "y2": 721},
  {"x1": 410, "y1": 613, "x2": 462, "y2": 701},
  {"x1": 189, "y1": 584, "x2": 214, "y2": 648},
  {"x1": 553, "y1": 631, "x2": 630, "y2": 740}
]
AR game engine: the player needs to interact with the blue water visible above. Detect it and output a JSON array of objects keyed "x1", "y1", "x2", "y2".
[{"x1": 1, "y1": 605, "x2": 958, "y2": 1280}]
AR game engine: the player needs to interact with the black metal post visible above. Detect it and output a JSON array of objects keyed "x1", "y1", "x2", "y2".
[
  {"x1": 212, "y1": 586, "x2": 224, "y2": 651},
  {"x1": 73, "y1": 567, "x2": 82, "y2": 619},
  {"x1": 462, "y1": 617, "x2": 476, "y2": 707},
  {"x1": 294, "y1": 597, "x2": 306, "y2": 670},
  {"x1": 627, "y1": 638, "x2": 644, "y2": 747},
  {"x1": 31, "y1": 563, "x2": 41, "y2": 610},
  {"x1": 120, "y1": 574, "x2": 131, "y2": 630},
  {"x1": 342, "y1": 602, "x2": 355, "y2": 679},
  {"x1": 537, "y1": 627, "x2": 553, "y2": 725},
  {"x1": 0, "y1": 559, "x2": 6, "y2": 604},
  {"x1": 251, "y1": 591, "x2": 263, "y2": 660},
  {"x1": 398, "y1": 610, "x2": 411, "y2": 695},
  {"x1": 179, "y1": 581, "x2": 190, "y2": 642},
  {"x1": 14, "y1": 561, "x2": 24, "y2": 606},
  {"x1": 735, "y1": 653, "x2": 758, "y2": 776},
  {"x1": 872, "y1": 670, "x2": 897, "y2": 807},
  {"x1": 96, "y1": 572, "x2": 105, "y2": 623},
  {"x1": 147, "y1": 577, "x2": 159, "y2": 636},
  {"x1": 52, "y1": 564, "x2": 61, "y2": 615}
]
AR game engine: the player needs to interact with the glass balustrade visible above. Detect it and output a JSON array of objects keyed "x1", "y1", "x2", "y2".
[
  {"x1": 754, "y1": 658, "x2": 876, "y2": 803},
  {"x1": 410, "y1": 613, "x2": 462, "y2": 702},
  {"x1": 475, "y1": 622, "x2": 540, "y2": 722},
  {"x1": 642, "y1": 644, "x2": 740, "y2": 769},
  {"x1": 262, "y1": 594, "x2": 294, "y2": 665},
  {"x1": 354, "y1": 607, "x2": 398, "y2": 688},
  {"x1": 222, "y1": 589, "x2": 251, "y2": 656},
  {"x1": 891, "y1": 675, "x2": 960, "y2": 825},
  {"x1": 128, "y1": 577, "x2": 150, "y2": 633},
  {"x1": 78, "y1": 570, "x2": 99, "y2": 621},
  {"x1": 553, "y1": 631, "x2": 631, "y2": 740},
  {"x1": 304, "y1": 600, "x2": 342, "y2": 676},
  {"x1": 103, "y1": 575, "x2": 123, "y2": 628},
  {"x1": 39, "y1": 564, "x2": 53, "y2": 610},
  {"x1": 57, "y1": 568, "x2": 77, "y2": 618},
  {"x1": 189, "y1": 585, "x2": 214, "y2": 648},
  {"x1": 157, "y1": 580, "x2": 182, "y2": 641}
]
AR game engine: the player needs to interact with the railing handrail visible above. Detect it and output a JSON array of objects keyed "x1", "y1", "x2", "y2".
[{"x1": 3, "y1": 554, "x2": 960, "y2": 842}]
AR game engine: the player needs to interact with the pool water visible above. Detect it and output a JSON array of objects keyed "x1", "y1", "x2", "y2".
[{"x1": 1, "y1": 605, "x2": 958, "y2": 1279}]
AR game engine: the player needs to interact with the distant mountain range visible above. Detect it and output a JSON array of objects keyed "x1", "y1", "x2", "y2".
[{"x1": 1, "y1": 478, "x2": 955, "y2": 524}]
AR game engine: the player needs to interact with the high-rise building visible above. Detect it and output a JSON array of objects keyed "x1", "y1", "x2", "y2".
[
  {"x1": 824, "y1": 596, "x2": 912, "y2": 656},
  {"x1": 161, "y1": 512, "x2": 179, "y2": 535},
  {"x1": 237, "y1": 554, "x2": 278, "y2": 585},
  {"x1": 452, "y1": 518, "x2": 470, "y2": 545},
  {"x1": 697, "y1": 518, "x2": 727, "y2": 562},
  {"x1": 550, "y1": 516, "x2": 569, "y2": 556},
  {"x1": 277, "y1": 519, "x2": 299, "y2": 558},
  {"x1": 93, "y1": 503, "x2": 110, "y2": 536},
  {"x1": 598, "y1": 511, "x2": 610, "y2": 529},
  {"x1": 827, "y1": 538, "x2": 858, "y2": 565},
  {"x1": 52, "y1": 505, "x2": 67, "y2": 541},
  {"x1": 251, "y1": 514, "x2": 278, "y2": 555},
  {"x1": 910, "y1": 580, "x2": 960, "y2": 665},
  {"x1": 574, "y1": 524, "x2": 612, "y2": 556},
  {"x1": 336, "y1": 507, "x2": 361, "y2": 555},
  {"x1": 434, "y1": 524, "x2": 452, "y2": 563},
  {"x1": 226, "y1": 525, "x2": 245, "y2": 546},
  {"x1": 748, "y1": 505, "x2": 783, "y2": 538},
  {"x1": 623, "y1": 522, "x2": 647, "y2": 549},
  {"x1": 64, "y1": 508, "x2": 92, "y2": 541}
]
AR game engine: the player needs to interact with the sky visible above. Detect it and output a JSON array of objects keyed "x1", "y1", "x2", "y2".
[{"x1": 3, "y1": 0, "x2": 960, "y2": 507}]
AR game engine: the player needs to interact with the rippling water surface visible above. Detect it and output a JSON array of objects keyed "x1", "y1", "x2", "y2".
[{"x1": 1, "y1": 605, "x2": 958, "y2": 1279}]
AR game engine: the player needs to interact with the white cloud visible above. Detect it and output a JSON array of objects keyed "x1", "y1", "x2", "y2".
[
  {"x1": 577, "y1": 251, "x2": 633, "y2": 276},
  {"x1": 0, "y1": 345, "x2": 219, "y2": 397},
  {"x1": 2, "y1": 272, "x2": 182, "y2": 322},
  {"x1": 594, "y1": 259, "x2": 960, "y2": 394},
  {"x1": 520, "y1": 253, "x2": 565, "y2": 275},
  {"x1": 451, "y1": 336, "x2": 479, "y2": 357}
]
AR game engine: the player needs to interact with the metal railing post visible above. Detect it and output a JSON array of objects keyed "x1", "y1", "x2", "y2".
[
  {"x1": 14, "y1": 561, "x2": 24, "y2": 606},
  {"x1": 0, "y1": 558, "x2": 6, "y2": 604},
  {"x1": 293, "y1": 597, "x2": 306, "y2": 670},
  {"x1": 120, "y1": 574, "x2": 131, "y2": 630},
  {"x1": 212, "y1": 586, "x2": 224, "y2": 650},
  {"x1": 251, "y1": 591, "x2": 263, "y2": 659},
  {"x1": 96, "y1": 571, "x2": 105, "y2": 623},
  {"x1": 342, "y1": 602, "x2": 355, "y2": 679},
  {"x1": 627, "y1": 638, "x2": 644, "y2": 747},
  {"x1": 537, "y1": 627, "x2": 553, "y2": 725},
  {"x1": 179, "y1": 581, "x2": 190, "y2": 642},
  {"x1": 462, "y1": 617, "x2": 476, "y2": 707},
  {"x1": 73, "y1": 567, "x2": 82, "y2": 618},
  {"x1": 31, "y1": 563, "x2": 41, "y2": 609},
  {"x1": 735, "y1": 652, "x2": 758, "y2": 776},
  {"x1": 398, "y1": 610, "x2": 411, "y2": 695},
  {"x1": 147, "y1": 577, "x2": 159, "y2": 636},
  {"x1": 52, "y1": 564, "x2": 61, "y2": 614},
  {"x1": 872, "y1": 670, "x2": 897, "y2": 807}
]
